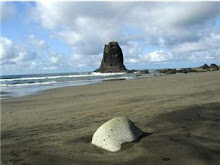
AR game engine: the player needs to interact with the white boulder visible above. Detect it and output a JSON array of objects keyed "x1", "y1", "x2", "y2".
[{"x1": 92, "y1": 117, "x2": 144, "y2": 152}]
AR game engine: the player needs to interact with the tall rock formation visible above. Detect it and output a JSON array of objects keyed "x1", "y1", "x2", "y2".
[{"x1": 95, "y1": 41, "x2": 127, "y2": 73}]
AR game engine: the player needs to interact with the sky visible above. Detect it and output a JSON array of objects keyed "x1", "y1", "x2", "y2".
[{"x1": 0, "y1": 1, "x2": 220, "y2": 75}]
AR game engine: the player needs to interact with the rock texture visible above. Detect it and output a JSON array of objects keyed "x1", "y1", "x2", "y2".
[
  {"x1": 194, "y1": 64, "x2": 212, "y2": 72},
  {"x1": 200, "y1": 64, "x2": 210, "y2": 69},
  {"x1": 95, "y1": 42, "x2": 127, "y2": 73},
  {"x1": 210, "y1": 64, "x2": 219, "y2": 71},
  {"x1": 92, "y1": 117, "x2": 144, "y2": 152},
  {"x1": 139, "y1": 69, "x2": 150, "y2": 74},
  {"x1": 177, "y1": 68, "x2": 196, "y2": 74},
  {"x1": 158, "y1": 63, "x2": 220, "y2": 74},
  {"x1": 158, "y1": 69, "x2": 177, "y2": 74}
]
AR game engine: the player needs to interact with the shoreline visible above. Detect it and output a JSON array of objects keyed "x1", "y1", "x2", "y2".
[
  {"x1": 0, "y1": 72, "x2": 157, "y2": 100},
  {"x1": 0, "y1": 71, "x2": 197, "y2": 100},
  {"x1": 0, "y1": 79, "x2": 103, "y2": 100},
  {"x1": 1, "y1": 71, "x2": 220, "y2": 165}
]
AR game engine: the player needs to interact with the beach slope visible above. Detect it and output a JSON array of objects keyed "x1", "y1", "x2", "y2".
[{"x1": 1, "y1": 71, "x2": 220, "y2": 165}]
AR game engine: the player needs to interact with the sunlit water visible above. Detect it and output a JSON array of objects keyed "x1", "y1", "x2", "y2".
[{"x1": 0, "y1": 70, "x2": 160, "y2": 99}]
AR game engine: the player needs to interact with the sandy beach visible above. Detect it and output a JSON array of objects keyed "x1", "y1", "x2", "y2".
[{"x1": 1, "y1": 71, "x2": 220, "y2": 165}]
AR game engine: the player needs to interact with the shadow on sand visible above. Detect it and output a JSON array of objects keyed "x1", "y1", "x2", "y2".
[{"x1": 1, "y1": 102, "x2": 220, "y2": 165}]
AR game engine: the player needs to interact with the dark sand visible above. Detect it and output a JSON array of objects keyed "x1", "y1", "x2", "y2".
[{"x1": 1, "y1": 71, "x2": 220, "y2": 165}]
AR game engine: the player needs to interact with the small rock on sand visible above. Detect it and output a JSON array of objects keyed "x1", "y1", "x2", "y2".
[{"x1": 92, "y1": 117, "x2": 144, "y2": 152}]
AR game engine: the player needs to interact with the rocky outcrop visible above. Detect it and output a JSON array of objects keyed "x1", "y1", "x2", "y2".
[
  {"x1": 178, "y1": 64, "x2": 219, "y2": 73},
  {"x1": 139, "y1": 69, "x2": 150, "y2": 74},
  {"x1": 177, "y1": 68, "x2": 196, "y2": 73},
  {"x1": 200, "y1": 64, "x2": 210, "y2": 69},
  {"x1": 210, "y1": 64, "x2": 219, "y2": 71},
  {"x1": 126, "y1": 69, "x2": 137, "y2": 73},
  {"x1": 95, "y1": 42, "x2": 127, "y2": 73},
  {"x1": 158, "y1": 69, "x2": 177, "y2": 74},
  {"x1": 194, "y1": 64, "x2": 210, "y2": 72},
  {"x1": 92, "y1": 117, "x2": 144, "y2": 152}
]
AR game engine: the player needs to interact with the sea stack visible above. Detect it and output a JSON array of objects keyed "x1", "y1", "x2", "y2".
[
  {"x1": 92, "y1": 117, "x2": 144, "y2": 152},
  {"x1": 95, "y1": 41, "x2": 127, "y2": 73}
]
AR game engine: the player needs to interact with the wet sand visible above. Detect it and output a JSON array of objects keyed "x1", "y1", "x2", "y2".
[{"x1": 1, "y1": 71, "x2": 220, "y2": 165}]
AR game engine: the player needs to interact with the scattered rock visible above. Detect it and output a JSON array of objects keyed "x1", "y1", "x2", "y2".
[
  {"x1": 126, "y1": 69, "x2": 137, "y2": 73},
  {"x1": 92, "y1": 117, "x2": 144, "y2": 152},
  {"x1": 95, "y1": 41, "x2": 127, "y2": 73},
  {"x1": 210, "y1": 64, "x2": 219, "y2": 71},
  {"x1": 139, "y1": 69, "x2": 150, "y2": 74},
  {"x1": 158, "y1": 69, "x2": 177, "y2": 74},
  {"x1": 177, "y1": 68, "x2": 196, "y2": 73},
  {"x1": 194, "y1": 64, "x2": 210, "y2": 72},
  {"x1": 176, "y1": 63, "x2": 219, "y2": 73},
  {"x1": 200, "y1": 64, "x2": 210, "y2": 69},
  {"x1": 167, "y1": 69, "x2": 177, "y2": 74}
]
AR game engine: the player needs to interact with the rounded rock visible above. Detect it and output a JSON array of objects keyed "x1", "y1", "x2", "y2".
[{"x1": 92, "y1": 117, "x2": 144, "y2": 152}]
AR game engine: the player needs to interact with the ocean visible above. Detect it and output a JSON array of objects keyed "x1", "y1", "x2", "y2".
[{"x1": 0, "y1": 70, "x2": 160, "y2": 99}]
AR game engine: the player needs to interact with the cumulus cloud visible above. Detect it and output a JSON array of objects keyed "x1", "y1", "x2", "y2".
[
  {"x1": 172, "y1": 32, "x2": 220, "y2": 54},
  {"x1": 2, "y1": 1, "x2": 219, "y2": 74},
  {"x1": 188, "y1": 50, "x2": 220, "y2": 61},
  {"x1": 42, "y1": 51, "x2": 63, "y2": 70},
  {"x1": 144, "y1": 50, "x2": 174, "y2": 62},
  {"x1": 122, "y1": 41, "x2": 144, "y2": 57},
  {"x1": 71, "y1": 53, "x2": 102, "y2": 68},
  {"x1": 28, "y1": 34, "x2": 48, "y2": 49},
  {"x1": 29, "y1": 1, "x2": 220, "y2": 66},
  {"x1": 49, "y1": 53, "x2": 60, "y2": 65},
  {"x1": 0, "y1": 37, "x2": 37, "y2": 65},
  {"x1": 126, "y1": 58, "x2": 141, "y2": 64}
]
